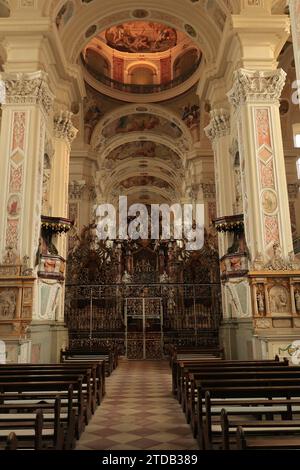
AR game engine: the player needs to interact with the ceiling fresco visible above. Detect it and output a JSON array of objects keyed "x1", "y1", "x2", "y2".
[
  {"x1": 102, "y1": 113, "x2": 183, "y2": 139},
  {"x1": 105, "y1": 141, "x2": 182, "y2": 166},
  {"x1": 119, "y1": 175, "x2": 173, "y2": 191},
  {"x1": 104, "y1": 21, "x2": 177, "y2": 53}
]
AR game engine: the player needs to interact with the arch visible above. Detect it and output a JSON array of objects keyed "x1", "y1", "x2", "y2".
[
  {"x1": 100, "y1": 135, "x2": 186, "y2": 169},
  {"x1": 173, "y1": 48, "x2": 201, "y2": 79},
  {"x1": 91, "y1": 102, "x2": 193, "y2": 151},
  {"x1": 84, "y1": 48, "x2": 111, "y2": 77},
  {"x1": 126, "y1": 62, "x2": 158, "y2": 85},
  {"x1": 45, "y1": 0, "x2": 221, "y2": 64}
]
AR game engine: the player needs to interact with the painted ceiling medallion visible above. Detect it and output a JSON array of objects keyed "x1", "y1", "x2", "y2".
[{"x1": 105, "y1": 21, "x2": 177, "y2": 53}]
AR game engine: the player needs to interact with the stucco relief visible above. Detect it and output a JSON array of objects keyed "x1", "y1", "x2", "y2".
[
  {"x1": 259, "y1": 160, "x2": 274, "y2": 189},
  {"x1": 228, "y1": 69, "x2": 286, "y2": 109},
  {"x1": 264, "y1": 215, "x2": 280, "y2": 247},
  {"x1": 9, "y1": 166, "x2": 23, "y2": 193},
  {"x1": 2, "y1": 73, "x2": 54, "y2": 115},
  {"x1": 12, "y1": 112, "x2": 26, "y2": 152},
  {"x1": 261, "y1": 190, "x2": 278, "y2": 215},
  {"x1": 256, "y1": 109, "x2": 271, "y2": 147},
  {"x1": 0, "y1": 289, "x2": 17, "y2": 320},
  {"x1": 255, "y1": 318, "x2": 272, "y2": 329},
  {"x1": 5, "y1": 220, "x2": 19, "y2": 251},
  {"x1": 269, "y1": 286, "x2": 290, "y2": 314}
]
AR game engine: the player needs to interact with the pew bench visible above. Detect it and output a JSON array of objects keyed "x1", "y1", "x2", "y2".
[
  {"x1": 173, "y1": 358, "x2": 287, "y2": 398},
  {"x1": 205, "y1": 395, "x2": 300, "y2": 450},
  {"x1": 61, "y1": 349, "x2": 117, "y2": 376},
  {"x1": 220, "y1": 410, "x2": 300, "y2": 450},
  {"x1": 0, "y1": 378, "x2": 85, "y2": 439},
  {"x1": 196, "y1": 385, "x2": 300, "y2": 449},
  {"x1": 235, "y1": 425, "x2": 300, "y2": 450},
  {"x1": 0, "y1": 363, "x2": 104, "y2": 409},
  {"x1": 0, "y1": 405, "x2": 63, "y2": 450},
  {"x1": 186, "y1": 367, "x2": 300, "y2": 430}
]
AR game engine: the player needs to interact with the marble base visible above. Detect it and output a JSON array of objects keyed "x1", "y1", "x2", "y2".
[
  {"x1": 28, "y1": 321, "x2": 69, "y2": 363},
  {"x1": 1, "y1": 339, "x2": 32, "y2": 363}
]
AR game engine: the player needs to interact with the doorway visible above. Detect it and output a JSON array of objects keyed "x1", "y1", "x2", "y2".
[{"x1": 125, "y1": 297, "x2": 163, "y2": 359}]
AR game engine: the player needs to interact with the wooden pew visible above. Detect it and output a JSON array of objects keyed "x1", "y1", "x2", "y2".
[
  {"x1": 186, "y1": 366, "x2": 300, "y2": 429},
  {"x1": 173, "y1": 357, "x2": 286, "y2": 398},
  {"x1": 179, "y1": 362, "x2": 288, "y2": 408},
  {"x1": 196, "y1": 384, "x2": 300, "y2": 449},
  {"x1": 0, "y1": 403, "x2": 64, "y2": 450},
  {"x1": 61, "y1": 348, "x2": 117, "y2": 376},
  {"x1": 5, "y1": 433, "x2": 18, "y2": 450},
  {"x1": 0, "y1": 378, "x2": 85, "y2": 439},
  {"x1": 0, "y1": 363, "x2": 104, "y2": 409},
  {"x1": 219, "y1": 409, "x2": 300, "y2": 450},
  {"x1": 181, "y1": 363, "x2": 289, "y2": 412},
  {"x1": 0, "y1": 372, "x2": 93, "y2": 423},
  {"x1": 235, "y1": 424, "x2": 300, "y2": 450},
  {"x1": 0, "y1": 385, "x2": 76, "y2": 449},
  {"x1": 207, "y1": 395, "x2": 300, "y2": 450}
]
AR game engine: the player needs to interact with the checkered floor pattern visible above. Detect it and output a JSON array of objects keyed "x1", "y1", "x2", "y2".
[{"x1": 76, "y1": 359, "x2": 198, "y2": 450}]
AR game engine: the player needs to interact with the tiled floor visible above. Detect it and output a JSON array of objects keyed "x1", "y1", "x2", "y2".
[{"x1": 76, "y1": 359, "x2": 198, "y2": 450}]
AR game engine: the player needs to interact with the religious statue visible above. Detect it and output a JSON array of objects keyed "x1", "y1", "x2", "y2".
[
  {"x1": 122, "y1": 270, "x2": 132, "y2": 284},
  {"x1": 3, "y1": 246, "x2": 17, "y2": 265},
  {"x1": 257, "y1": 291, "x2": 265, "y2": 315},
  {"x1": 0, "y1": 290, "x2": 16, "y2": 319},
  {"x1": 167, "y1": 288, "x2": 176, "y2": 314},
  {"x1": 22, "y1": 256, "x2": 33, "y2": 277},
  {"x1": 265, "y1": 243, "x2": 294, "y2": 271},
  {"x1": 160, "y1": 271, "x2": 169, "y2": 283},
  {"x1": 295, "y1": 291, "x2": 300, "y2": 313}
]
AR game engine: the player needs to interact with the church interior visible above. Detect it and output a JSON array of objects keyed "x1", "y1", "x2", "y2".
[{"x1": 1, "y1": 0, "x2": 300, "y2": 452}]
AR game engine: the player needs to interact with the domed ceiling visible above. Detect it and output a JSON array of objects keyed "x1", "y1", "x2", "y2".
[
  {"x1": 104, "y1": 21, "x2": 178, "y2": 53},
  {"x1": 82, "y1": 20, "x2": 202, "y2": 96}
]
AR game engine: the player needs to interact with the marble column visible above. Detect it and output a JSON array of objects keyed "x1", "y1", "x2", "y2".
[
  {"x1": 228, "y1": 68, "x2": 293, "y2": 263},
  {"x1": 289, "y1": 0, "x2": 300, "y2": 93},
  {"x1": 205, "y1": 108, "x2": 234, "y2": 256},
  {"x1": 0, "y1": 71, "x2": 54, "y2": 267},
  {"x1": 50, "y1": 110, "x2": 78, "y2": 258}
]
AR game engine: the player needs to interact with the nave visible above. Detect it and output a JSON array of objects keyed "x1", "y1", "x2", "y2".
[{"x1": 76, "y1": 360, "x2": 198, "y2": 451}]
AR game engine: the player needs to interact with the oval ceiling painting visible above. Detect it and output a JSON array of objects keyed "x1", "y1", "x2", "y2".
[{"x1": 105, "y1": 21, "x2": 177, "y2": 53}]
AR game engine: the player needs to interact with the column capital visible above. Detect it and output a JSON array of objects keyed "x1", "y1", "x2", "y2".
[
  {"x1": 0, "y1": 70, "x2": 54, "y2": 115},
  {"x1": 54, "y1": 110, "x2": 78, "y2": 146},
  {"x1": 204, "y1": 108, "x2": 230, "y2": 142},
  {"x1": 69, "y1": 180, "x2": 86, "y2": 200},
  {"x1": 228, "y1": 68, "x2": 286, "y2": 109},
  {"x1": 200, "y1": 183, "x2": 216, "y2": 200}
]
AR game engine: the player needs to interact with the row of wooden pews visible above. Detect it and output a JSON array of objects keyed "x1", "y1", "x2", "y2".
[
  {"x1": 61, "y1": 348, "x2": 118, "y2": 376},
  {"x1": 0, "y1": 347, "x2": 118, "y2": 450},
  {"x1": 172, "y1": 346, "x2": 300, "y2": 450}
]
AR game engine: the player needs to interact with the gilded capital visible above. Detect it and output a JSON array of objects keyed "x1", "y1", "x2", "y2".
[
  {"x1": 0, "y1": 71, "x2": 54, "y2": 115},
  {"x1": 54, "y1": 110, "x2": 78, "y2": 145},
  {"x1": 204, "y1": 108, "x2": 230, "y2": 142},
  {"x1": 228, "y1": 68, "x2": 286, "y2": 109}
]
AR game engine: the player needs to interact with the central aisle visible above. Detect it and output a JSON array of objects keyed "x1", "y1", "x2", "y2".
[{"x1": 76, "y1": 359, "x2": 198, "y2": 450}]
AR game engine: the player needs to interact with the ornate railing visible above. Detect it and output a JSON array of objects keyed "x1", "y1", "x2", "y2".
[
  {"x1": 82, "y1": 57, "x2": 201, "y2": 94},
  {"x1": 65, "y1": 282, "x2": 221, "y2": 354}
]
